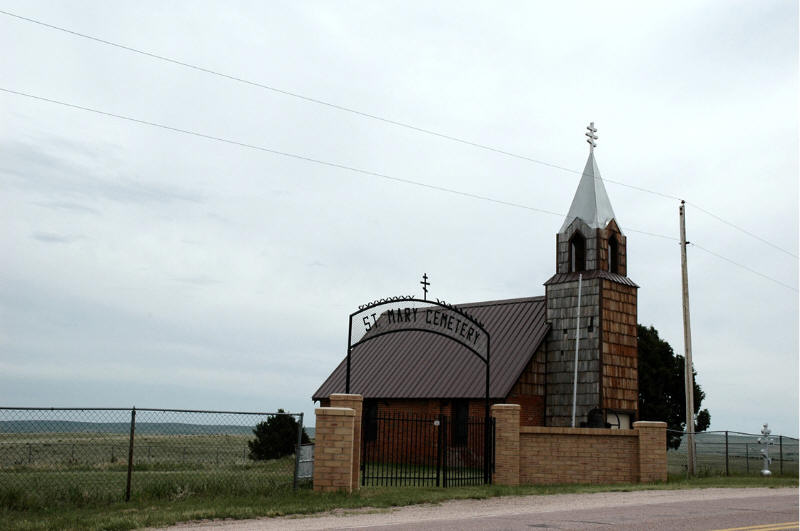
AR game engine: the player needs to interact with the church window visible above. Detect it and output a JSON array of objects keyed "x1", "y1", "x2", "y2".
[
  {"x1": 608, "y1": 237, "x2": 619, "y2": 274},
  {"x1": 569, "y1": 233, "x2": 586, "y2": 272}
]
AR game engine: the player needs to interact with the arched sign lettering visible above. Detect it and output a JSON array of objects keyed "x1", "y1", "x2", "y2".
[
  {"x1": 345, "y1": 296, "x2": 492, "y2": 484},
  {"x1": 347, "y1": 297, "x2": 489, "y2": 389}
]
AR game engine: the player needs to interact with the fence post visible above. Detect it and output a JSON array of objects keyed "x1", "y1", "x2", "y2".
[
  {"x1": 293, "y1": 412, "x2": 304, "y2": 490},
  {"x1": 745, "y1": 443, "x2": 749, "y2": 474},
  {"x1": 725, "y1": 431, "x2": 729, "y2": 476},
  {"x1": 125, "y1": 407, "x2": 136, "y2": 502},
  {"x1": 442, "y1": 416, "x2": 448, "y2": 488},
  {"x1": 779, "y1": 435, "x2": 783, "y2": 475},
  {"x1": 27, "y1": 442, "x2": 32, "y2": 464},
  {"x1": 435, "y1": 415, "x2": 443, "y2": 487}
]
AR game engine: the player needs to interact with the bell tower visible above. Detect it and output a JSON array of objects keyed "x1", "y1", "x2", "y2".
[{"x1": 544, "y1": 123, "x2": 639, "y2": 428}]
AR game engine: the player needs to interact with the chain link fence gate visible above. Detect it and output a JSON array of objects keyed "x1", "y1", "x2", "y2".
[{"x1": 0, "y1": 407, "x2": 308, "y2": 505}]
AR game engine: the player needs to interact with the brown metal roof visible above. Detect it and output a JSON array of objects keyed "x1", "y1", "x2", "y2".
[
  {"x1": 544, "y1": 270, "x2": 639, "y2": 287},
  {"x1": 312, "y1": 296, "x2": 549, "y2": 401}
]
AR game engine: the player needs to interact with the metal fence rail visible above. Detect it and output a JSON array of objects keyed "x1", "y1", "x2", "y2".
[
  {"x1": 667, "y1": 429, "x2": 799, "y2": 477},
  {"x1": 0, "y1": 407, "x2": 307, "y2": 504}
]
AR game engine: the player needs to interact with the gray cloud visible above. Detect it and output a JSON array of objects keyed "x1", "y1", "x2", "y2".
[
  {"x1": 33, "y1": 201, "x2": 101, "y2": 215},
  {"x1": 31, "y1": 231, "x2": 82, "y2": 244},
  {"x1": 0, "y1": 138, "x2": 203, "y2": 205},
  {"x1": 171, "y1": 275, "x2": 222, "y2": 286}
]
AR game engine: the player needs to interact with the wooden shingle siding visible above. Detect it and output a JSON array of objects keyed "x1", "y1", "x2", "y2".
[
  {"x1": 601, "y1": 279, "x2": 638, "y2": 412},
  {"x1": 544, "y1": 278, "x2": 602, "y2": 426}
]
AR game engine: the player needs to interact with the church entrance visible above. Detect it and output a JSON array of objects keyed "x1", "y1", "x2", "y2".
[{"x1": 360, "y1": 410, "x2": 494, "y2": 487}]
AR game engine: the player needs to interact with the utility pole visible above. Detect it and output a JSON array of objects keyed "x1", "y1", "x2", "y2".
[{"x1": 679, "y1": 200, "x2": 696, "y2": 476}]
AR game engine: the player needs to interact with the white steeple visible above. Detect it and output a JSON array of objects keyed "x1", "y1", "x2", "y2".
[{"x1": 559, "y1": 123, "x2": 620, "y2": 233}]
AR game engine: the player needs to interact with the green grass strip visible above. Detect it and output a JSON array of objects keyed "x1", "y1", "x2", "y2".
[{"x1": 2, "y1": 476, "x2": 797, "y2": 531}]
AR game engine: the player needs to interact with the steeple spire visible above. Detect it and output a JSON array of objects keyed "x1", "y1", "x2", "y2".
[{"x1": 559, "y1": 122, "x2": 620, "y2": 233}]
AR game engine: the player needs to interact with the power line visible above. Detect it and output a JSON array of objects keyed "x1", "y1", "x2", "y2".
[
  {"x1": 690, "y1": 243, "x2": 798, "y2": 292},
  {"x1": 0, "y1": 9, "x2": 681, "y2": 203},
  {"x1": 1, "y1": 86, "x2": 673, "y2": 242},
  {"x1": 686, "y1": 202, "x2": 798, "y2": 259},
  {"x1": 3, "y1": 9, "x2": 796, "y2": 261},
  {"x1": 8, "y1": 86, "x2": 799, "y2": 293},
  {"x1": 0, "y1": 87, "x2": 566, "y2": 218}
]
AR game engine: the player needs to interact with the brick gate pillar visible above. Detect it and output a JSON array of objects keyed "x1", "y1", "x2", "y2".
[
  {"x1": 634, "y1": 421, "x2": 667, "y2": 482},
  {"x1": 329, "y1": 394, "x2": 363, "y2": 492},
  {"x1": 491, "y1": 404, "x2": 520, "y2": 486},
  {"x1": 312, "y1": 407, "x2": 355, "y2": 492}
]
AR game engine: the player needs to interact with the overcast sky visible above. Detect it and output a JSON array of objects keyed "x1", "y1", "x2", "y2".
[{"x1": 1, "y1": 1, "x2": 797, "y2": 436}]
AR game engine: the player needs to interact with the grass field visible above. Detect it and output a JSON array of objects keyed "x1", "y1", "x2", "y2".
[{"x1": 0, "y1": 430, "x2": 299, "y2": 509}]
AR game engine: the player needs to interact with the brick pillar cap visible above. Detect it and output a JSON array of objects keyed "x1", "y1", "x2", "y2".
[
  {"x1": 315, "y1": 407, "x2": 356, "y2": 416},
  {"x1": 491, "y1": 404, "x2": 521, "y2": 411},
  {"x1": 633, "y1": 421, "x2": 667, "y2": 428},
  {"x1": 329, "y1": 393, "x2": 363, "y2": 401}
]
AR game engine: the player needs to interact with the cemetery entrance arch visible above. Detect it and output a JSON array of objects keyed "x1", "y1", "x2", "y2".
[{"x1": 347, "y1": 297, "x2": 492, "y2": 485}]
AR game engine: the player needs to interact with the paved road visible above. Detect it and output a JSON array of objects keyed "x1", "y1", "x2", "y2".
[{"x1": 169, "y1": 487, "x2": 798, "y2": 531}]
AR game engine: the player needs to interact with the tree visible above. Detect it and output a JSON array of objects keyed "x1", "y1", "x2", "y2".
[
  {"x1": 638, "y1": 324, "x2": 711, "y2": 449},
  {"x1": 248, "y1": 409, "x2": 310, "y2": 460}
]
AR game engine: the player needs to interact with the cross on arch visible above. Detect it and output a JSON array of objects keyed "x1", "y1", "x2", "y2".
[{"x1": 420, "y1": 273, "x2": 430, "y2": 300}]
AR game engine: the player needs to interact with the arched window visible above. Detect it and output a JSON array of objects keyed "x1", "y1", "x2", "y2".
[
  {"x1": 608, "y1": 237, "x2": 619, "y2": 274},
  {"x1": 569, "y1": 233, "x2": 585, "y2": 272}
]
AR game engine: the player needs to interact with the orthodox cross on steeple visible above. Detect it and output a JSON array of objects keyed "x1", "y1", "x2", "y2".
[
  {"x1": 420, "y1": 273, "x2": 430, "y2": 300},
  {"x1": 585, "y1": 122, "x2": 598, "y2": 152}
]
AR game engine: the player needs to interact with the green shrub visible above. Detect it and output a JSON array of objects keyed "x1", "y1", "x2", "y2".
[{"x1": 247, "y1": 410, "x2": 309, "y2": 461}]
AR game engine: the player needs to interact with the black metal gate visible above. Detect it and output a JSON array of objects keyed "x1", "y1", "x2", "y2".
[{"x1": 361, "y1": 412, "x2": 494, "y2": 487}]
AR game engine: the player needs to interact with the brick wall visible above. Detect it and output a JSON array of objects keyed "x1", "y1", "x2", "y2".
[
  {"x1": 312, "y1": 407, "x2": 355, "y2": 493},
  {"x1": 635, "y1": 421, "x2": 668, "y2": 482},
  {"x1": 329, "y1": 394, "x2": 362, "y2": 492},
  {"x1": 520, "y1": 426, "x2": 638, "y2": 484},
  {"x1": 514, "y1": 420, "x2": 667, "y2": 485},
  {"x1": 491, "y1": 404, "x2": 520, "y2": 486},
  {"x1": 313, "y1": 398, "x2": 667, "y2": 490}
]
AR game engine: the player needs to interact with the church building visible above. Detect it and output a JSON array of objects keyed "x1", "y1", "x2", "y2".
[{"x1": 313, "y1": 124, "x2": 639, "y2": 429}]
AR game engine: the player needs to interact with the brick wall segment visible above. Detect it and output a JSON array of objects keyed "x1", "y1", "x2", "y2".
[
  {"x1": 329, "y1": 394, "x2": 363, "y2": 492},
  {"x1": 491, "y1": 404, "x2": 520, "y2": 486},
  {"x1": 519, "y1": 426, "x2": 639, "y2": 485},
  {"x1": 313, "y1": 407, "x2": 355, "y2": 493},
  {"x1": 633, "y1": 421, "x2": 667, "y2": 482}
]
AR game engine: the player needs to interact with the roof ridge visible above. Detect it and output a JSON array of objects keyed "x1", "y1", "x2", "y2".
[{"x1": 455, "y1": 295, "x2": 545, "y2": 308}]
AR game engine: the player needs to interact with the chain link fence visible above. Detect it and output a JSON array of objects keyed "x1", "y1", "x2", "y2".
[
  {"x1": 667, "y1": 429, "x2": 799, "y2": 477},
  {"x1": 0, "y1": 407, "x2": 308, "y2": 507}
]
